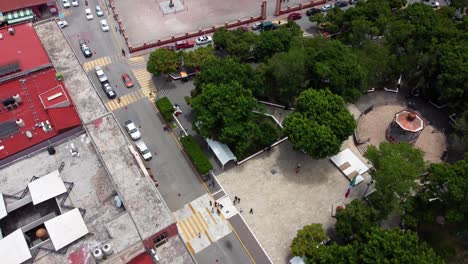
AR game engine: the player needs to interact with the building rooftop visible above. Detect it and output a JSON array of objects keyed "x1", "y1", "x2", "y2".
[
  {"x1": 0, "y1": 23, "x2": 50, "y2": 73},
  {"x1": 0, "y1": 0, "x2": 50, "y2": 12},
  {"x1": 0, "y1": 68, "x2": 81, "y2": 161},
  {"x1": 395, "y1": 110, "x2": 424, "y2": 133}
]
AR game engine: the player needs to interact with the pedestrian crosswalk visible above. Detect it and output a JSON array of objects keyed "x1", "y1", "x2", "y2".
[
  {"x1": 177, "y1": 205, "x2": 215, "y2": 243},
  {"x1": 127, "y1": 56, "x2": 157, "y2": 102},
  {"x1": 105, "y1": 90, "x2": 145, "y2": 111},
  {"x1": 83, "y1": 56, "x2": 113, "y2": 72}
]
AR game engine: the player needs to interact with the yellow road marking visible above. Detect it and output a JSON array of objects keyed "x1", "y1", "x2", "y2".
[
  {"x1": 182, "y1": 219, "x2": 195, "y2": 238},
  {"x1": 177, "y1": 221, "x2": 190, "y2": 241},
  {"x1": 205, "y1": 231, "x2": 214, "y2": 243},
  {"x1": 190, "y1": 215, "x2": 204, "y2": 235},
  {"x1": 105, "y1": 90, "x2": 144, "y2": 111},
  {"x1": 205, "y1": 207, "x2": 217, "y2": 224},
  {"x1": 186, "y1": 242, "x2": 195, "y2": 254},
  {"x1": 83, "y1": 56, "x2": 111, "y2": 72},
  {"x1": 187, "y1": 216, "x2": 199, "y2": 237},
  {"x1": 198, "y1": 211, "x2": 209, "y2": 229}
]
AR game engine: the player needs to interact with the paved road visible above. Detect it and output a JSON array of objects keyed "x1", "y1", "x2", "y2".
[{"x1": 59, "y1": 1, "x2": 256, "y2": 263}]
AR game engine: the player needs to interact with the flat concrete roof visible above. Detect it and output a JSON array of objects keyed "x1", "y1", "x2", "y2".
[
  {"x1": 33, "y1": 21, "x2": 107, "y2": 123},
  {"x1": 86, "y1": 114, "x2": 175, "y2": 239}
]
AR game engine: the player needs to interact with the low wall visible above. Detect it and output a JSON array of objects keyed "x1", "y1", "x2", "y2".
[{"x1": 277, "y1": 0, "x2": 327, "y2": 16}]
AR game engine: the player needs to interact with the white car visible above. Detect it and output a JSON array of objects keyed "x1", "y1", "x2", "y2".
[
  {"x1": 96, "y1": 5, "x2": 104, "y2": 16},
  {"x1": 85, "y1": 8, "x2": 93, "y2": 20},
  {"x1": 63, "y1": 0, "x2": 71, "y2": 8},
  {"x1": 100, "y1": 19, "x2": 110, "y2": 32},
  {"x1": 57, "y1": 20, "x2": 69, "y2": 29},
  {"x1": 136, "y1": 141, "x2": 152, "y2": 161},
  {"x1": 71, "y1": 0, "x2": 79, "y2": 7},
  {"x1": 321, "y1": 4, "x2": 333, "y2": 12},
  {"x1": 124, "y1": 120, "x2": 141, "y2": 141},
  {"x1": 95, "y1": 66, "x2": 108, "y2": 83},
  {"x1": 195, "y1": 36, "x2": 213, "y2": 45}
]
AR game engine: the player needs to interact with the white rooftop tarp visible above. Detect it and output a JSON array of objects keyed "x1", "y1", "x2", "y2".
[
  {"x1": 330, "y1": 148, "x2": 369, "y2": 185},
  {"x1": 28, "y1": 170, "x2": 66, "y2": 205},
  {"x1": 0, "y1": 229, "x2": 32, "y2": 264},
  {"x1": 0, "y1": 193, "x2": 7, "y2": 220},
  {"x1": 44, "y1": 208, "x2": 88, "y2": 250},
  {"x1": 206, "y1": 138, "x2": 237, "y2": 167}
]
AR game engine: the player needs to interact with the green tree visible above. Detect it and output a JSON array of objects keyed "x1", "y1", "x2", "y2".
[
  {"x1": 450, "y1": 111, "x2": 468, "y2": 155},
  {"x1": 284, "y1": 89, "x2": 355, "y2": 159},
  {"x1": 335, "y1": 200, "x2": 380, "y2": 242},
  {"x1": 365, "y1": 142, "x2": 425, "y2": 217},
  {"x1": 191, "y1": 81, "x2": 260, "y2": 158},
  {"x1": 146, "y1": 48, "x2": 180, "y2": 75},
  {"x1": 290, "y1": 224, "x2": 327, "y2": 257},
  {"x1": 182, "y1": 46, "x2": 215, "y2": 69},
  {"x1": 256, "y1": 48, "x2": 307, "y2": 104},
  {"x1": 194, "y1": 57, "x2": 257, "y2": 94},
  {"x1": 254, "y1": 29, "x2": 296, "y2": 62},
  {"x1": 213, "y1": 27, "x2": 258, "y2": 60}
]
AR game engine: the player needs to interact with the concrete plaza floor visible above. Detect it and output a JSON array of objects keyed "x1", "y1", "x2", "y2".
[
  {"x1": 114, "y1": 0, "x2": 312, "y2": 47},
  {"x1": 216, "y1": 139, "x2": 371, "y2": 263}
]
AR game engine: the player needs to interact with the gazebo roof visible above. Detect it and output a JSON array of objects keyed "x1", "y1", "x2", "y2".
[{"x1": 395, "y1": 111, "x2": 424, "y2": 133}]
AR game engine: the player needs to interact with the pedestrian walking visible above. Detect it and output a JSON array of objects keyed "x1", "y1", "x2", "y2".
[
  {"x1": 234, "y1": 196, "x2": 238, "y2": 202},
  {"x1": 209, "y1": 201, "x2": 212, "y2": 206},
  {"x1": 239, "y1": 208, "x2": 243, "y2": 213},
  {"x1": 117, "y1": 97, "x2": 121, "y2": 104},
  {"x1": 249, "y1": 208, "x2": 253, "y2": 214},
  {"x1": 211, "y1": 207, "x2": 215, "y2": 213},
  {"x1": 178, "y1": 192, "x2": 181, "y2": 197},
  {"x1": 149, "y1": 91, "x2": 153, "y2": 98},
  {"x1": 217, "y1": 208, "x2": 220, "y2": 215},
  {"x1": 296, "y1": 163, "x2": 302, "y2": 174},
  {"x1": 233, "y1": 199, "x2": 236, "y2": 205},
  {"x1": 214, "y1": 202, "x2": 218, "y2": 207},
  {"x1": 212, "y1": 180, "x2": 215, "y2": 188},
  {"x1": 219, "y1": 204, "x2": 223, "y2": 209},
  {"x1": 198, "y1": 232, "x2": 201, "y2": 238},
  {"x1": 121, "y1": 49, "x2": 126, "y2": 56},
  {"x1": 237, "y1": 197, "x2": 240, "y2": 203}
]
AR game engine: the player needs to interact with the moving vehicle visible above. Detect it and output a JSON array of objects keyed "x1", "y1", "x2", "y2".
[
  {"x1": 335, "y1": 1, "x2": 349, "y2": 7},
  {"x1": 63, "y1": 0, "x2": 71, "y2": 8},
  {"x1": 306, "y1": 7, "x2": 321, "y2": 16},
  {"x1": 287, "y1": 12, "x2": 302, "y2": 21},
  {"x1": 124, "y1": 120, "x2": 141, "y2": 141},
  {"x1": 57, "y1": 20, "x2": 69, "y2": 29},
  {"x1": 121, "y1": 73, "x2": 134, "y2": 88},
  {"x1": 79, "y1": 39, "x2": 92, "y2": 58},
  {"x1": 85, "y1": 8, "x2": 93, "y2": 20},
  {"x1": 321, "y1": 4, "x2": 333, "y2": 12},
  {"x1": 96, "y1": 5, "x2": 104, "y2": 16},
  {"x1": 102, "y1": 83, "x2": 116, "y2": 99},
  {"x1": 100, "y1": 19, "x2": 109, "y2": 32},
  {"x1": 136, "y1": 141, "x2": 152, "y2": 161},
  {"x1": 195, "y1": 36, "x2": 212, "y2": 45},
  {"x1": 95, "y1": 66, "x2": 108, "y2": 83},
  {"x1": 251, "y1": 22, "x2": 262, "y2": 30},
  {"x1": 71, "y1": 0, "x2": 79, "y2": 7},
  {"x1": 174, "y1": 40, "x2": 194, "y2": 50}
]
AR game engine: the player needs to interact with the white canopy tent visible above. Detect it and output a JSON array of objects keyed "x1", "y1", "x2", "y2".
[
  {"x1": 0, "y1": 193, "x2": 7, "y2": 220},
  {"x1": 0, "y1": 229, "x2": 32, "y2": 264},
  {"x1": 330, "y1": 148, "x2": 369, "y2": 185},
  {"x1": 206, "y1": 138, "x2": 237, "y2": 170},
  {"x1": 28, "y1": 170, "x2": 67, "y2": 205},
  {"x1": 44, "y1": 208, "x2": 88, "y2": 250}
]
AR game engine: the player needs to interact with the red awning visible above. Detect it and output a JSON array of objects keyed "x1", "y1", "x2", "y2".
[
  {"x1": 48, "y1": 107, "x2": 81, "y2": 133},
  {"x1": 127, "y1": 253, "x2": 154, "y2": 264}
]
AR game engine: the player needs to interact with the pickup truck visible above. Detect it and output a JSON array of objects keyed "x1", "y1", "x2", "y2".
[{"x1": 123, "y1": 120, "x2": 141, "y2": 140}]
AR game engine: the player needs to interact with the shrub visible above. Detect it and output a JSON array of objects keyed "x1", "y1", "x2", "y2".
[
  {"x1": 155, "y1": 97, "x2": 174, "y2": 121},
  {"x1": 180, "y1": 135, "x2": 213, "y2": 175},
  {"x1": 184, "y1": 96, "x2": 191, "y2": 106}
]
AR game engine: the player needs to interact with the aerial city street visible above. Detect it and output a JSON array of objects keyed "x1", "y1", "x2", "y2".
[{"x1": 0, "y1": 0, "x2": 466, "y2": 263}]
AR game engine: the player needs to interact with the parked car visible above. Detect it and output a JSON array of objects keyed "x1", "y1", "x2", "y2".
[
  {"x1": 431, "y1": 1, "x2": 440, "y2": 8},
  {"x1": 102, "y1": 83, "x2": 116, "y2": 99},
  {"x1": 85, "y1": 8, "x2": 93, "y2": 20},
  {"x1": 121, "y1": 73, "x2": 134, "y2": 88},
  {"x1": 260, "y1": 21, "x2": 278, "y2": 32},
  {"x1": 321, "y1": 4, "x2": 333, "y2": 12},
  {"x1": 251, "y1": 22, "x2": 262, "y2": 30},
  {"x1": 136, "y1": 141, "x2": 152, "y2": 161},
  {"x1": 96, "y1": 5, "x2": 104, "y2": 16},
  {"x1": 79, "y1": 40, "x2": 92, "y2": 58},
  {"x1": 57, "y1": 20, "x2": 69, "y2": 29},
  {"x1": 124, "y1": 120, "x2": 141, "y2": 141},
  {"x1": 335, "y1": 1, "x2": 349, "y2": 7},
  {"x1": 174, "y1": 40, "x2": 194, "y2": 50},
  {"x1": 71, "y1": 0, "x2": 79, "y2": 7},
  {"x1": 287, "y1": 12, "x2": 302, "y2": 21},
  {"x1": 100, "y1": 19, "x2": 109, "y2": 32},
  {"x1": 62, "y1": 0, "x2": 71, "y2": 8},
  {"x1": 306, "y1": 7, "x2": 321, "y2": 16},
  {"x1": 95, "y1": 66, "x2": 108, "y2": 83},
  {"x1": 195, "y1": 36, "x2": 212, "y2": 45}
]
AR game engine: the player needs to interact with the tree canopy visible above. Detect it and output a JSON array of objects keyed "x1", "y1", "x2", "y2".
[
  {"x1": 182, "y1": 45, "x2": 216, "y2": 70},
  {"x1": 284, "y1": 89, "x2": 355, "y2": 159},
  {"x1": 147, "y1": 48, "x2": 180, "y2": 75},
  {"x1": 290, "y1": 224, "x2": 327, "y2": 257},
  {"x1": 213, "y1": 27, "x2": 258, "y2": 60},
  {"x1": 335, "y1": 200, "x2": 380, "y2": 242}
]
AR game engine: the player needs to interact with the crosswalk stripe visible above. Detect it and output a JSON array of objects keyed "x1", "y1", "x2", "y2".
[
  {"x1": 187, "y1": 217, "x2": 199, "y2": 236},
  {"x1": 182, "y1": 219, "x2": 195, "y2": 238},
  {"x1": 83, "y1": 56, "x2": 112, "y2": 72},
  {"x1": 191, "y1": 215, "x2": 204, "y2": 234},
  {"x1": 205, "y1": 207, "x2": 217, "y2": 224},
  {"x1": 197, "y1": 211, "x2": 209, "y2": 229},
  {"x1": 186, "y1": 242, "x2": 195, "y2": 255},
  {"x1": 177, "y1": 222, "x2": 190, "y2": 241}
]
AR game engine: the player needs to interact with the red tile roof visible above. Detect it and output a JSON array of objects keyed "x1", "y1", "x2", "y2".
[
  {"x1": 0, "y1": 23, "x2": 50, "y2": 73},
  {"x1": 0, "y1": 0, "x2": 50, "y2": 13},
  {"x1": 0, "y1": 68, "x2": 81, "y2": 160}
]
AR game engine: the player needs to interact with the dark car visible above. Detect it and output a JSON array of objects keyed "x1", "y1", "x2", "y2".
[
  {"x1": 79, "y1": 39, "x2": 92, "y2": 58},
  {"x1": 306, "y1": 8, "x2": 321, "y2": 16},
  {"x1": 336, "y1": 1, "x2": 349, "y2": 7},
  {"x1": 287, "y1": 12, "x2": 302, "y2": 21},
  {"x1": 102, "y1": 82, "x2": 116, "y2": 99}
]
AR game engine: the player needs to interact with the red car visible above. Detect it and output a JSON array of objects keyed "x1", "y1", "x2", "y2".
[
  {"x1": 175, "y1": 40, "x2": 195, "y2": 50},
  {"x1": 287, "y1": 12, "x2": 302, "y2": 21},
  {"x1": 121, "y1": 73, "x2": 134, "y2": 88}
]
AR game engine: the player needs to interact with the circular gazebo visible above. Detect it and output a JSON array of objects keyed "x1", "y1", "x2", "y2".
[{"x1": 386, "y1": 110, "x2": 424, "y2": 144}]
